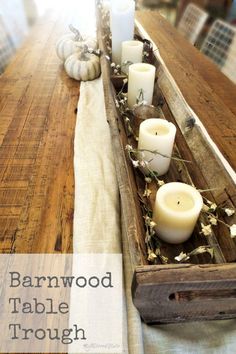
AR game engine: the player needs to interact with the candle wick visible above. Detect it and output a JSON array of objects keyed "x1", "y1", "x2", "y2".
[
  {"x1": 155, "y1": 132, "x2": 157, "y2": 135},
  {"x1": 177, "y1": 201, "x2": 180, "y2": 205}
]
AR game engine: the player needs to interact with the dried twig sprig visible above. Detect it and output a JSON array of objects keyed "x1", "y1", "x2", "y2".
[
  {"x1": 121, "y1": 60, "x2": 133, "y2": 73},
  {"x1": 126, "y1": 144, "x2": 166, "y2": 186},
  {"x1": 137, "y1": 148, "x2": 191, "y2": 164},
  {"x1": 115, "y1": 78, "x2": 129, "y2": 113},
  {"x1": 114, "y1": 79, "x2": 141, "y2": 141},
  {"x1": 110, "y1": 62, "x2": 121, "y2": 75},
  {"x1": 200, "y1": 197, "x2": 236, "y2": 238},
  {"x1": 175, "y1": 246, "x2": 214, "y2": 262},
  {"x1": 144, "y1": 214, "x2": 168, "y2": 264},
  {"x1": 117, "y1": 78, "x2": 128, "y2": 100},
  {"x1": 137, "y1": 193, "x2": 168, "y2": 264},
  {"x1": 126, "y1": 145, "x2": 191, "y2": 172},
  {"x1": 106, "y1": 43, "x2": 112, "y2": 54},
  {"x1": 143, "y1": 182, "x2": 152, "y2": 198},
  {"x1": 124, "y1": 116, "x2": 138, "y2": 140},
  {"x1": 155, "y1": 248, "x2": 169, "y2": 264}
]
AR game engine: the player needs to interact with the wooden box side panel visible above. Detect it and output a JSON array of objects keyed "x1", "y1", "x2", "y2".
[
  {"x1": 132, "y1": 263, "x2": 236, "y2": 323},
  {"x1": 157, "y1": 67, "x2": 236, "y2": 262},
  {"x1": 97, "y1": 5, "x2": 236, "y2": 323},
  {"x1": 97, "y1": 9, "x2": 147, "y2": 268}
]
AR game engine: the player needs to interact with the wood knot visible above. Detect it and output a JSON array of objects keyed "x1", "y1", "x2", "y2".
[{"x1": 185, "y1": 116, "x2": 196, "y2": 130}]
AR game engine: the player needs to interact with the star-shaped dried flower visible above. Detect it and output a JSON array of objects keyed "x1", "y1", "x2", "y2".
[
  {"x1": 204, "y1": 199, "x2": 217, "y2": 212},
  {"x1": 145, "y1": 232, "x2": 151, "y2": 243},
  {"x1": 147, "y1": 249, "x2": 157, "y2": 262},
  {"x1": 200, "y1": 223, "x2": 212, "y2": 236},
  {"x1": 208, "y1": 215, "x2": 218, "y2": 225},
  {"x1": 150, "y1": 220, "x2": 156, "y2": 228},
  {"x1": 209, "y1": 203, "x2": 217, "y2": 212},
  {"x1": 132, "y1": 160, "x2": 139, "y2": 168},
  {"x1": 145, "y1": 177, "x2": 152, "y2": 184},
  {"x1": 143, "y1": 51, "x2": 149, "y2": 57},
  {"x1": 175, "y1": 252, "x2": 189, "y2": 262},
  {"x1": 139, "y1": 160, "x2": 148, "y2": 168},
  {"x1": 224, "y1": 208, "x2": 235, "y2": 217},
  {"x1": 144, "y1": 215, "x2": 151, "y2": 222},
  {"x1": 125, "y1": 144, "x2": 133, "y2": 152},
  {"x1": 157, "y1": 179, "x2": 165, "y2": 187},
  {"x1": 190, "y1": 246, "x2": 214, "y2": 258},
  {"x1": 230, "y1": 224, "x2": 236, "y2": 238},
  {"x1": 202, "y1": 203, "x2": 210, "y2": 212},
  {"x1": 143, "y1": 188, "x2": 152, "y2": 197}
]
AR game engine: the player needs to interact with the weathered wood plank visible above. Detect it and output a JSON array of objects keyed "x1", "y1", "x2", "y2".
[
  {"x1": 157, "y1": 69, "x2": 236, "y2": 262},
  {"x1": 97, "y1": 10, "x2": 148, "y2": 268},
  {"x1": 132, "y1": 263, "x2": 236, "y2": 323},
  {"x1": 98, "y1": 7, "x2": 236, "y2": 323}
]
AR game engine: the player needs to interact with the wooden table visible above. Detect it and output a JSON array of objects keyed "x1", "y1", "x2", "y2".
[
  {"x1": 137, "y1": 11, "x2": 236, "y2": 172},
  {"x1": 0, "y1": 10, "x2": 79, "y2": 254},
  {"x1": 0, "y1": 8, "x2": 235, "y2": 255}
]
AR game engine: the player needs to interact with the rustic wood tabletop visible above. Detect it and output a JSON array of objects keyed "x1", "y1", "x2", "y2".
[
  {"x1": 0, "y1": 9, "x2": 235, "y2": 255},
  {"x1": 0, "y1": 11, "x2": 80, "y2": 254}
]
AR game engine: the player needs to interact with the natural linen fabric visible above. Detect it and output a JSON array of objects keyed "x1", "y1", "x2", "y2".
[
  {"x1": 73, "y1": 77, "x2": 121, "y2": 255},
  {"x1": 73, "y1": 77, "x2": 236, "y2": 354}
]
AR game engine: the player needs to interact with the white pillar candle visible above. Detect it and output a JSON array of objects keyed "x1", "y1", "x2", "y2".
[
  {"x1": 127, "y1": 63, "x2": 156, "y2": 107},
  {"x1": 111, "y1": 0, "x2": 135, "y2": 64},
  {"x1": 138, "y1": 118, "x2": 176, "y2": 176},
  {"x1": 153, "y1": 182, "x2": 203, "y2": 244},
  {"x1": 121, "y1": 40, "x2": 144, "y2": 74}
]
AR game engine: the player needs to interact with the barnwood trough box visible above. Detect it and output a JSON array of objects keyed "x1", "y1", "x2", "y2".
[{"x1": 97, "y1": 5, "x2": 236, "y2": 324}]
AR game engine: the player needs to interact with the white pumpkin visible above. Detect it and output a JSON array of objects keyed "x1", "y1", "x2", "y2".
[
  {"x1": 65, "y1": 52, "x2": 101, "y2": 81},
  {"x1": 56, "y1": 26, "x2": 97, "y2": 61}
]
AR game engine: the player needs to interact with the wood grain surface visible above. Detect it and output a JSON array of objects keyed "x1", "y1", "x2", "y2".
[
  {"x1": 132, "y1": 263, "x2": 236, "y2": 323},
  {"x1": 0, "y1": 10, "x2": 80, "y2": 254},
  {"x1": 136, "y1": 11, "x2": 236, "y2": 172}
]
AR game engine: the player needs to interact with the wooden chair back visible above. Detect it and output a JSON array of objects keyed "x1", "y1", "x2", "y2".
[
  {"x1": 177, "y1": 3, "x2": 209, "y2": 44},
  {"x1": 201, "y1": 19, "x2": 236, "y2": 83},
  {"x1": 0, "y1": 16, "x2": 16, "y2": 74}
]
